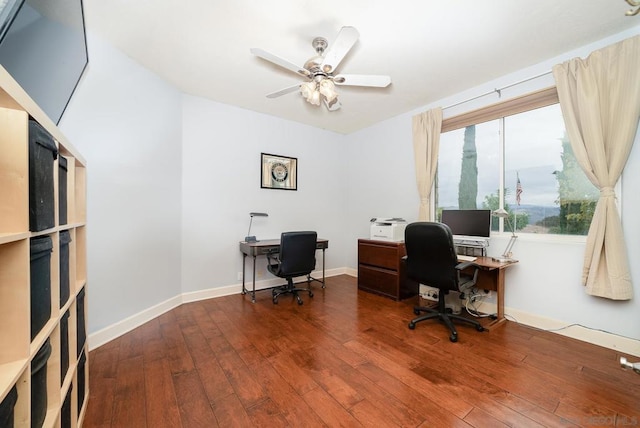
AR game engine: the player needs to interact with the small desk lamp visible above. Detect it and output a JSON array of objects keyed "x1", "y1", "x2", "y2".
[
  {"x1": 492, "y1": 208, "x2": 517, "y2": 262},
  {"x1": 245, "y1": 212, "x2": 268, "y2": 242}
]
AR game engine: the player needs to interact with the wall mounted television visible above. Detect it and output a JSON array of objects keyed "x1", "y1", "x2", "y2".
[
  {"x1": 0, "y1": 0, "x2": 88, "y2": 125},
  {"x1": 440, "y1": 209, "x2": 492, "y2": 240}
]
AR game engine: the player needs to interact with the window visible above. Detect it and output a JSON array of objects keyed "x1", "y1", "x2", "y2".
[{"x1": 436, "y1": 91, "x2": 598, "y2": 236}]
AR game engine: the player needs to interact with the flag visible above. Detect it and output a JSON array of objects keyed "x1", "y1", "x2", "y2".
[{"x1": 516, "y1": 173, "x2": 523, "y2": 206}]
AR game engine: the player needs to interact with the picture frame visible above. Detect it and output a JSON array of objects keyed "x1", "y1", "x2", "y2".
[{"x1": 261, "y1": 153, "x2": 297, "y2": 190}]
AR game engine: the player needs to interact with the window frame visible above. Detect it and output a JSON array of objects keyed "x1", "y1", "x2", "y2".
[{"x1": 438, "y1": 86, "x2": 605, "y2": 243}]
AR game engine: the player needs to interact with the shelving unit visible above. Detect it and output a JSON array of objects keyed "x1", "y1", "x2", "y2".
[{"x1": 0, "y1": 66, "x2": 88, "y2": 427}]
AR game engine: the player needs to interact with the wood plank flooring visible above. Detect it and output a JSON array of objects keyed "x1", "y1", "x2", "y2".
[{"x1": 83, "y1": 275, "x2": 640, "y2": 427}]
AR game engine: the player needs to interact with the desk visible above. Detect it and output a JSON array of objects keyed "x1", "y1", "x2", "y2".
[
  {"x1": 465, "y1": 256, "x2": 518, "y2": 329},
  {"x1": 239, "y1": 239, "x2": 329, "y2": 302}
]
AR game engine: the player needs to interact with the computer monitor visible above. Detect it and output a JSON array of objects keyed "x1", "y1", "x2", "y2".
[{"x1": 440, "y1": 209, "x2": 491, "y2": 240}]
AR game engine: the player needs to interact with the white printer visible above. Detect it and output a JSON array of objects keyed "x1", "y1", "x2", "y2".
[{"x1": 370, "y1": 218, "x2": 407, "y2": 242}]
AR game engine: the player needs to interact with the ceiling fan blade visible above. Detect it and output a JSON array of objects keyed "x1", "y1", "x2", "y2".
[
  {"x1": 324, "y1": 97, "x2": 341, "y2": 111},
  {"x1": 266, "y1": 84, "x2": 301, "y2": 99},
  {"x1": 320, "y1": 26, "x2": 359, "y2": 73},
  {"x1": 250, "y1": 48, "x2": 310, "y2": 77},
  {"x1": 333, "y1": 74, "x2": 391, "y2": 87}
]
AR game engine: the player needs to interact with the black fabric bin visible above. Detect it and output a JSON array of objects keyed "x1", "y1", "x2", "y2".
[
  {"x1": 59, "y1": 230, "x2": 72, "y2": 308},
  {"x1": 59, "y1": 155, "x2": 68, "y2": 225},
  {"x1": 77, "y1": 288, "x2": 86, "y2": 357},
  {"x1": 77, "y1": 351, "x2": 86, "y2": 418},
  {"x1": 61, "y1": 384, "x2": 72, "y2": 428},
  {"x1": 30, "y1": 236, "x2": 53, "y2": 340},
  {"x1": 31, "y1": 338, "x2": 51, "y2": 428},
  {"x1": 29, "y1": 120, "x2": 58, "y2": 232},
  {"x1": 60, "y1": 310, "x2": 69, "y2": 386},
  {"x1": 0, "y1": 384, "x2": 18, "y2": 428}
]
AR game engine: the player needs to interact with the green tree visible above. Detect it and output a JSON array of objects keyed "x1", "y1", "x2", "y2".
[
  {"x1": 458, "y1": 125, "x2": 478, "y2": 209},
  {"x1": 553, "y1": 133, "x2": 598, "y2": 235},
  {"x1": 482, "y1": 191, "x2": 529, "y2": 232}
]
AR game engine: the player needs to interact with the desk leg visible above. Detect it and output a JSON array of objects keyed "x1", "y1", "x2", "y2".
[
  {"x1": 251, "y1": 255, "x2": 257, "y2": 303},
  {"x1": 321, "y1": 247, "x2": 326, "y2": 288},
  {"x1": 486, "y1": 268, "x2": 506, "y2": 330},
  {"x1": 241, "y1": 254, "x2": 247, "y2": 295},
  {"x1": 307, "y1": 248, "x2": 327, "y2": 288}
]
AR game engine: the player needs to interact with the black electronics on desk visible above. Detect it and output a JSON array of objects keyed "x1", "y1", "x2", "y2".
[{"x1": 440, "y1": 209, "x2": 491, "y2": 257}]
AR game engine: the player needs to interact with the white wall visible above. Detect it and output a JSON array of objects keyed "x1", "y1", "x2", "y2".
[
  {"x1": 180, "y1": 95, "x2": 349, "y2": 293},
  {"x1": 59, "y1": 32, "x2": 183, "y2": 333},
  {"x1": 344, "y1": 27, "x2": 640, "y2": 344}
]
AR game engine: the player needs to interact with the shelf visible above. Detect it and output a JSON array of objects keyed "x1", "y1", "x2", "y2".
[{"x1": 0, "y1": 65, "x2": 87, "y2": 428}]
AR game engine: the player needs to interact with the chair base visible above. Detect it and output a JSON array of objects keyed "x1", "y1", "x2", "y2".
[
  {"x1": 272, "y1": 277, "x2": 313, "y2": 305},
  {"x1": 408, "y1": 293, "x2": 484, "y2": 342}
]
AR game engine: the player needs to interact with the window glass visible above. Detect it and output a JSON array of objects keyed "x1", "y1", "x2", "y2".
[
  {"x1": 436, "y1": 103, "x2": 598, "y2": 236},
  {"x1": 504, "y1": 104, "x2": 598, "y2": 235},
  {"x1": 436, "y1": 120, "x2": 500, "y2": 219}
]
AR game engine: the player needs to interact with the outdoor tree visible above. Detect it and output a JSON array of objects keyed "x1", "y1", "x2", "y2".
[
  {"x1": 482, "y1": 191, "x2": 529, "y2": 231},
  {"x1": 553, "y1": 133, "x2": 598, "y2": 235},
  {"x1": 458, "y1": 125, "x2": 478, "y2": 209}
]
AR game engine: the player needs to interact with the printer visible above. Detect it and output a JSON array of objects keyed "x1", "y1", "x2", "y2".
[{"x1": 370, "y1": 218, "x2": 407, "y2": 242}]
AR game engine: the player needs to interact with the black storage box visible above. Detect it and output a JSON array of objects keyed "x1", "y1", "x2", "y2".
[
  {"x1": 59, "y1": 230, "x2": 72, "y2": 308},
  {"x1": 76, "y1": 288, "x2": 86, "y2": 357},
  {"x1": 0, "y1": 385, "x2": 18, "y2": 428},
  {"x1": 60, "y1": 310, "x2": 69, "y2": 386},
  {"x1": 31, "y1": 338, "x2": 51, "y2": 428},
  {"x1": 61, "y1": 384, "x2": 72, "y2": 428},
  {"x1": 77, "y1": 351, "x2": 86, "y2": 418},
  {"x1": 30, "y1": 236, "x2": 53, "y2": 340},
  {"x1": 29, "y1": 120, "x2": 58, "y2": 232},
  {"x1": 58, "y1": 155, "x2": 68, "y2": 225}
]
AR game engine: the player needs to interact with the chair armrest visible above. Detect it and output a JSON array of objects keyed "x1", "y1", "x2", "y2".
[
  {"x1": 455, "y1": 261, "x2": 480, "y2": 271},
  {"x1": 266, "y1": 250, "x2": 280, "y2": 266}
]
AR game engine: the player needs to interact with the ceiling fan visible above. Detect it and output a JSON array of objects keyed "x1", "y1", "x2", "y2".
[{"x1": 250, "y1": 26, "x2": 391, "y2": 111}]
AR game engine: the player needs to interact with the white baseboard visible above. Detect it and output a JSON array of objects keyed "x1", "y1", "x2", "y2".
[
  {"x1": 87, "y1": 267, "x2": 347, "y2": 350},
  {"x1": 474, "y1": 301, "x2": 640, "y2": 357},
  {"x1": 87, "y1": 294, "x2": 183, "y2": 350}
]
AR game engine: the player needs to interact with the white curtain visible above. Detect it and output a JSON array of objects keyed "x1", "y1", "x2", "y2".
[
  {"x1": 412, "y1": 108, "x2": 442, "y2": 221},
  {"x1": 552, "y1": 35, "x2": 640, "y2": 300}
]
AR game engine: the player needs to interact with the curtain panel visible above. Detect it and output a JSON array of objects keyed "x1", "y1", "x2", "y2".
[
  {"x1": 412, "y1": 108, "x2": 442, "y2": 221},
  {"x1": 552, "y1": 35, "x2": 640, "y2": 300}
]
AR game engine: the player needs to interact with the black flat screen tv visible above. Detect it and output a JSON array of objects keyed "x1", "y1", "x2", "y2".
[
  {"x1": 441, "y1": 209, "x2": 492, "y2": 240},
  {"x1": 0, "y1": 0, "x2": 88, "y2": 125}
]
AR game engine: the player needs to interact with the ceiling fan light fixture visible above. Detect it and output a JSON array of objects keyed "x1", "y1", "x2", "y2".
[
  {"x1": 309, "y1": 88, "x2": 321, "y2": 105},
  {"x1": 300, "y1": 81, "x2": 316, "y2": 99},
  {"x1": 319, "y1": 79, "x2": 338, "y2": 103}
]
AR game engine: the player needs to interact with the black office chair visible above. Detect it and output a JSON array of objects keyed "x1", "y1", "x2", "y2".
[
  {"x1": 404, "y1": 222, "x2": 485, "y2": 342},
  {"x1": 267, "y1": 231, "x2": 317, "y2": 305}
]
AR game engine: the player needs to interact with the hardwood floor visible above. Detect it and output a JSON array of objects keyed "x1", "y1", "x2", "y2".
[{"x1": 83, "y1": 275, "x2": 640, "y2": 427}]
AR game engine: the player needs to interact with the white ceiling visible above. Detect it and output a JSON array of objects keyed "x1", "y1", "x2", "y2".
[{"x1": 83, "y1": 0, "x2": 639, "y2": 134}]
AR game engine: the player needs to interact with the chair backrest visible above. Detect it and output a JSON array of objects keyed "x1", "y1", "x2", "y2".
[
  {"x1": 404, "y1": 222, "x2": 459, "y2": 292},
  {"x1": 278, "y1": 231, "x2": 317, "y2": 277}
]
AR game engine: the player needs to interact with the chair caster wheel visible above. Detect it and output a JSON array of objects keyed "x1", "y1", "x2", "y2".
[
  {"x1": 272, "y1": 298, "x2": 278, "y2": 304},
  {"x1": 449, "y1": 334, "x2": 458, "y2": 342},
  {"x1": 309, "y1": 291, "x2": 314, "y2": 298},
  {"x1": 413, "y1": 308, "x2": 421, "y2": 316},
  {"x1": 408, "y1": 322, "x2": 416, "y2": 330},
  {"x1": 476, "y1": 325, "x2": 485, "y2": 332},
  {"x1": 297, "y1": 298, "x2": 303, "y2": 305}
]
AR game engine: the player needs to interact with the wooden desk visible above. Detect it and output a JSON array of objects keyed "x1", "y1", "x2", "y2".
[
  {"x1": 465, "y1": 256, "x2": 518, "y2": 329},
  {"x1": 239, "y1": 239, "x2": 329, "y2": 302}
]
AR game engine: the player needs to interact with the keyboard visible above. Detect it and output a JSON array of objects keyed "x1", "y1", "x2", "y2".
[{"x1": 457, "y1": 255, "x2": 477, "y2": 262}]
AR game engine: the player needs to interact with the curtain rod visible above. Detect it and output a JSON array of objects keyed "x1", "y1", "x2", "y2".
[{"x1": 443, "y1": 70, "x2": 552, "y2": 111}]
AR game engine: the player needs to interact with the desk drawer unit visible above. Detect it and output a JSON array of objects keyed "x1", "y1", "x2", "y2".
[{"x1": 357, "y1": 239, "x2": 418, "y2": 301}]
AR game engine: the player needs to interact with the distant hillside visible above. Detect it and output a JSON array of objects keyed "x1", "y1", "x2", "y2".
[{"x1": 512, "y1": 204, "x2": 559, "y2": 225}]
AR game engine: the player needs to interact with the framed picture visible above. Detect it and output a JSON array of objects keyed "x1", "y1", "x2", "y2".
[{"x1": 261, "y1": 153, "x2": 297, "y2": 190}]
